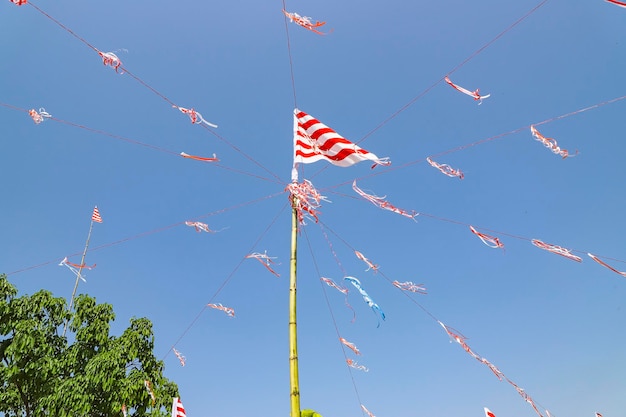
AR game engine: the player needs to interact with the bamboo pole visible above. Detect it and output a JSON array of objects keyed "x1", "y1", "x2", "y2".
[
  {"x1": 62, "y1": 219, "x2": 94, "y2": 337},
  {"x1": 289, "y1": 196, "x2": 301, "y2": 417}
]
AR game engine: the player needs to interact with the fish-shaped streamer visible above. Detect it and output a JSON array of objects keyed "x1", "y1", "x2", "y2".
[
  {"x1": 444, "y1": 76, "x2": 490, "y2": 103},
  {"x1": 530, "y1": 125, "x2": 575, "y2": 159},
  {"x1": 426, "y1": 157, "x2": 464, "y2": 179},
  {"x1": 339, "y1": 337, "x2": 361, "y2": 355},
  {"x1": 175, "y1": 106, "x2": 218, "y2": 128},
  {"x1": 344, "y1": 276, "x2": 385, "y2": 323},
  {"x1": 321, "y1": 277, "x2": 348, "y2": 295},
  {"x1": 392, "y1": 280, "x2": 427, "y2": 294},
  {"x1": 207, "y1": 303, "x2": 235, "y2": 318},
  {"x1": 97, "y1": 51, "x2": 123, "y2": 73},
  {"x1": 60, "y1": 257, "x2": 96, "y2": 270},
  {"x1": 355, "y1": 250, "x2": 379, "y2": 273},
  {"x1": 29, "y1": 108, "x2": 51, "y2": 124},
  {"x1": 180, "y1": 152, "x2": 219, "y2": 162},
  {"x1": 185, "y1": 221, "x2": 215, "y2": 233},
  {"x1": 282, "y1": 10, "x2": 332, "y2": 35},
  {"x1": 173, "y1": 348, "x2": 186, "y2": 367},
  {"x1": 588, "y1": 253, "x2": 626, "y2": 277},
  {"x1": 246, "y1": 251, "x2": 280, "y2": 277},
  {"x1": 346, "y1": 358, "x2": 368, "y2": 372},
  {"x1": 59, "y1": 256, "x2": 96, "y2": 283},
  {"x1": 532, "y1": 239, "x2": 581, "y2": 262},
  {"x1": 353, "y1": 180, "x2": 418, "y2": 220},
  {"x1": 469, "y1": 226, "x2": 504, "y2": 249}
]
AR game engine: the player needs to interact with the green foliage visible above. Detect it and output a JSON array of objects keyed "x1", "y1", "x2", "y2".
[{"x1": 0, "y1": 274, "x2": 177, "y2": 417}]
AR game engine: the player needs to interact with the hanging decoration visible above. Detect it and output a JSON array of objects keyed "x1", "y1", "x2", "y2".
[
  {"x1": 185, "y1": 221, "x2": 215, "y2": 233},
  {"x1": 354, "y1": 250, "x2": 379, "y2": 273},
  {"x1": 530, "y1": 126, "x2": 575, "y2": 159},
  {"x1": 286, "y1": 179, "x2": 329, "y2": 224},
  {"x1": 469, "y1": 226, "x2": 504, "y2": 249},
  {"x1": 173, "y1": 348, "x2": 186, "y2": 367},
  {"x1": 353, "y1": 180, "x2": 418, "y2": 220},
  {"x1": 531, "y1": 239, "x2": 582, "y2": 262},
  {"x1": 207, "y1": 303, "x2": 236, "y2": 318},
  {"x1": 444, "y1": 76, "x2": 490, "y2": 103},
  {"x1": 392, "y1": 280, "x2": 427, "y2": 294},
  {"x1": 246, "y1": 251, "x2": 280, "y2": 277},
  {"x1": 28, "y1": 108, "x2": 52, "y2": 124},
  {"x1": 426, "y1": 157, "x2": 464, "y2": 179},
  {"x1": 282, "y1": 10, "x2": 332, "y2": 35},
  {"x1": 180, "y1": 152, "x2": 219, "y2": 162},
  {"x1": 175, "y1": 106, "x2": 218, "y2": 128},
  {"x1": 344, "y1": 276, "x2": 385, "y2": 324}
]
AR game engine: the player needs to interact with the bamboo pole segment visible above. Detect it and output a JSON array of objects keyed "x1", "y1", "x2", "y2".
[
  {"x1": 289, "y1": 196, "x2": 301, "y2": 417},
  {"x1": 62, "y1": 219, "x2": 94, "y2": 337}
]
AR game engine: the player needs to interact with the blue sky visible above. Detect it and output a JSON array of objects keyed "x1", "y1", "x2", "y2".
[{"x1": 2, "y1": 1, "x2": 626, "y2": 416}]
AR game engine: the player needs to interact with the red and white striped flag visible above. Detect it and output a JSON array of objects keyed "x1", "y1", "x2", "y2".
[
  {"x1": 292, "y1": 109, "x2": 389, "y2": 180},
  {"x1": 484, "y1": 407, "x2": 496, "y2": 417},
  {"x1": 91, "y1": 206, "x2": 103, "y2": 223},
  {"x1": 172, "y1": 397, "x2": 186, "y2": 417}
]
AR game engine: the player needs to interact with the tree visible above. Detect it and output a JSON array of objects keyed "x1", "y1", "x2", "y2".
[{"x1": 0, "y1": 274, "x2": 178, "y2": 417}]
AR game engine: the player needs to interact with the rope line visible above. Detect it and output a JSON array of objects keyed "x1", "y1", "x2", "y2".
[
  {"x1": 309, "y1": 0, "x2": 550, "y2": 181},
  {"x1": 316, "y1": 218, "x2": 555, "y2": 416},
  {"x1": 281, "y1": 0, "x2": 298, "y2": 109},
  {"x1": 162, "y1": 201, "x2": 290, "y2": 359},
  {"x1": 321, "y1": 93, "x2": 626, "y2": 189},
  {"x1": 0, "y1": 102, "x2": 284, "y2": 185},
  {"x1": 302, "y1": 227, "x2": 368, "y2": 416},
  {"x1": 26, "y1": 2, "x2": 284, "y2": 183},
  {"x1": 6, "y1": 191, "x2": 287, "y2": 276}
]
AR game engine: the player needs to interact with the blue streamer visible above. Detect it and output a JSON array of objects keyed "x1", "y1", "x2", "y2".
[{"x1": 344, "y1": 276, "x2": 386, "y2": 323}]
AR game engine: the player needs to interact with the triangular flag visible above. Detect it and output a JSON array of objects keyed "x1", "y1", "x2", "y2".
[
  {"x1": 292, "y1": 108, "x2": 389, "y2": 180},
  {"x1": 172, "y1": 397, "x2": 186, "y2": 417},
  {"x1": 91, "y1": 206, "x2": 103, "y2": 223}
]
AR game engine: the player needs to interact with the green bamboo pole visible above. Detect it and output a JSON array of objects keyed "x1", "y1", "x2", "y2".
[
  {"x1": 62, "y1": 219, "x2": 94, "y2": 337},
  {"x1": 289, "y1": 196, "x2": 301, "y2": 417}
]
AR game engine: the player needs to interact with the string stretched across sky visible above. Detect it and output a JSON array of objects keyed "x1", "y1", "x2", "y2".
[
  {"x1": 9, "y1": 0, "x2": 284, "y2": 184},
  {"x1": 5, "y1": 101, "x2": 626, "y2": 335},
  {"x1": 314, "y1": 218, "x2": 555, "y2": 417},
  {"x1": 5, "y1": 1, "x2": 625, "y2": 416},
  {"x1": 4, "y1": 84, "x2": 626, "y2": 278},
  {"x1": 6, "y1": 99, "x2": 626, "y2": 361}
]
